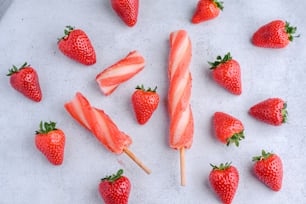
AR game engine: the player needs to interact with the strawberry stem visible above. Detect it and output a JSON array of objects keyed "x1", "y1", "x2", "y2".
[
  {"x1": 7, "y1": 62, "x2": 29, "y2": 76},
  {"x1": 213, "y1": 0, "x2": 224, "y2": 10},
  {"x1": 35, "y1": 121, "x2": 57, "y2": 134},
  {"x1": 282, "y1": 102, "x2": 288, "y2": 123},
  {"x1": 58, "y1": 25, "x2": 75, "y2": 42},
  {"x1": 226, "y1": 131, "x2": 245, "y2": 147},
  {"x1": 285, "y1": 21, "x2": 299, "y2": 41},
  {"x1": 101, "y1": 169, "x2": 124, "y2": 183},
  {"x1": 210, "y1": 162, "x2": 232, "y2": 170},
  {"x1": 208, "y1": 52, "x2": 232, "y2": 69},
  {"x1": 136, "y1": 84, "x2": 157, "y2": 92},
  {"x1": 252, "y1": 150, "x2": 272, "y2": 161}
]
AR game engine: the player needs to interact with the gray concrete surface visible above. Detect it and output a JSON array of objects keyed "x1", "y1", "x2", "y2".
[{"x1": 0, "y1": 0, "x2": 305, "y2": 203}]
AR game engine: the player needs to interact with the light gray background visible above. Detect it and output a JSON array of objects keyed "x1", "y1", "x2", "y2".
[{"x1": 0, "y1": 0, "x2": 305, "y2": 203}]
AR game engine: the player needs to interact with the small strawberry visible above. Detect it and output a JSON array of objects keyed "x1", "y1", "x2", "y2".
[
  {"x1": 209, "y1": 162, "x2": 239, "y2": 204},
  {"x1": 7, "y1": 62, "x2": 42, "y2": 102},
  {"x1": 209, "y1": 52, "x2": 242, "y2": 95},
  {"x1": 191, "y1": 0, "x2": 224, "y2": 24},
  {"x1": 99, "y1": 169, "x2": 131, "y2": 204},
  {"x1": 35, "y1": 121, "x2": 66, "y2": 165},
  {"x1": 58, "y1": 25, "x2": 96, "y2": 65},
  {"x1": 111, "y1": 0, "x2": 139, "y2": 27},
  {"x1": 131, "y1": 85, "x2": 160, "y2": 125},
  {"x1": 252, "y1": 20, "x2": 298, "y2": 48},
  {"x1": 252, "y1": 150, "x2": 283, "y2": 191},
  {"x1": 213, "y1": 112, "x2": 245, "y2": 146},
  {"x1": 249, "y1": 98, "x2": 287, "y2": 126}
]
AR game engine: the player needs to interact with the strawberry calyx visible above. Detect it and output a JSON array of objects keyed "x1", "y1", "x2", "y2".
[
  {"x1": 7, "y1": 62, "x2": 29, "y2": 76},
  {"x1": 208, "y1": 52, "x2": 232, "y2": 69},
  {"x1": 135, "y1": 84, "x2": 157, "y2": 92},
  {"x1": 213, "y1": 0, "x2": 224, "y2": 11},
  {"x1": 210, "y1": 162, "x2": 232, "y2": 170},
  {"x1": 282, "y1": 102, "x2": 288, "y2": 123},
  {"x1": 252, "y1": 150, "x2": 273, "y2": 162},
  {"x1": 285, "y1": 21, "x2": 299, "y2": 41},
  {"x1": 58, "y1": 25, "x2": 75, "y2": 42},
  {"x1": 227, "y1": 131, "x2": 245, "y2": 147},
  {"x1": 101, "y1": 169, "x2": 124, "y2": 183},
  {"x1": 35, "y1": 121, "x2": 58, "y2": 134}
]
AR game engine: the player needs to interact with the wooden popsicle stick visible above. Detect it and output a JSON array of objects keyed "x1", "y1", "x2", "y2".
[
  {"x1": 123, "y1": 148, "x2": 152, "y2": 175},
  {"x1": 180, "y1": 147, "x2": 186, "y2": 186}
]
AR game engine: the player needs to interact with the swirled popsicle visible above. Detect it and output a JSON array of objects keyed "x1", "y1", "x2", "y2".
[
  {"x1": 96, "y1": 50, "x2": 145, "y2": 96},
  {"x1": 64, "y1": 92, "x2": 151, "y2": 174},
  {"x1": 168, "y1": 30, "x2": 194, "y2": 186}
]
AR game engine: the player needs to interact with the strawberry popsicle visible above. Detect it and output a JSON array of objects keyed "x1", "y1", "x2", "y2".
[
  {"x1": 96, "y1": 50, "x2": 145, "y2": 96},
  {"x1": 64, "y1": 92, "x2": 151, "y2": 174},
  {"x1": 168, "y1": 30, "x2": 194, "y2": 186}
]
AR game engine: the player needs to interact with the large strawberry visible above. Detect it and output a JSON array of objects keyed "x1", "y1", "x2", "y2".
[
  {"x1": 249, "y1": 98, "x2": 287, "y2": 126},
  {"x1": 111, "y1": 0, "x2": 139, "y2": 27},
  {"x1": 131, "y1": 85, "x2": 160, "y2": 125},
  {"x1": 7, "y1": 62, "x2": 42, "y2": 102},
  {"x1": 99, "y1": 169, "x2": 131, "y2": 204},
  {"x1": 191, "y1": 0, "x2": 224, "y2": 24},
  {"x1": 35, "y1": 121, "x2": 66, "y2": 165},
  {"x1": 252, "y1": 20, "x2": 298, "y2": 48},
  {"x1": 252, "y1": 150, "x2": 283, "y2": 191},
  {"x1": 213, "y1": 112, "x2": 245, "y2": 147},
  {"x1": 58, "y1": 25, "x2": 96, "y2": 65},
  {"x1": 209, "y1": 162, "x2": 239, "y2": 204},
  {"x1": 209, "y1": 52, "x2": 242, "y2": 95}
]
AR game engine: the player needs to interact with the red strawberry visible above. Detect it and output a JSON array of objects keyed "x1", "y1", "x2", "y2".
[
  {"x1": 7, "y1": 62, "x2": 42, "y2": 102},
  {"x1": 35, "y1": 121, "x2": 66, "y2": 165},
  {"x1": 111, "y1": 0, "x2": 139, "y2": 27},
  {"x1": 213, "y1": 112, "x2": 245, "y2": 146},
  {"x1": 99, "y1": 169, "x2": 131, "y2": 204},
  {"x1": 209, "y1": 162, "x2": 239, "y2": 204},
  {"x1": 209, "y1": 52, "x2": 242, "y2": 95},
  {"x1": 131, "y1": 85, "x2": 160, "y2": 125},
  {"x1": 58, "y1": 26, "x2": 96, "y2": 65},
  {"x1": 249, "y1": 98, "x2": 287, "y2": 126},
  {"x1": 252, "y1": 20, "x2": 298, "y2": 48},
  {"x1": 252, "y1": 150, "x2": 283, "y2": 191},
  {"x1": 192, "y1": 0, "x2": 224, "y2": 24}
]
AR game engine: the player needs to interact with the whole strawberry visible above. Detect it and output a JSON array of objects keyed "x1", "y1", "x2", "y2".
[
  {"x1": 209, "y1": 52, "x2": 242, "y2": 95},
  {"x1": 213, "y1": 112, "x2": 245, "y2": 146},
  {"x1": 58, "y1": 25, "x2": 96, "y2": 65},
  {"x1": 192, "y1": 0, "x2": 224, "y2": 24},
  {"x1": 111, "y1": 0, "x2": 139, "y2": 27},
  {"x1": 209, "y1": 162, "x2": 239, "y2": 204},
  {"x1": 252, "y1": 20, "x2": 298, "y2": 48},
  {"x1": 249, "y1": 98, "x2": 287, "y2": 126},
  {"x1": 35, "y1": 121, "x2": 66, "y2": 165},
  {"x1": 99, "y1": 169, "x2": 131, "y2": 204},
  {"x1": 131, "y1": 85, "x2": 160, "y2": 125},
  {"x1": 252, "y1": 150, "x2": 283, "y2": 191},
  {"x1": 7, "y1": 62, "x2": 42, "y2": 102}
]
